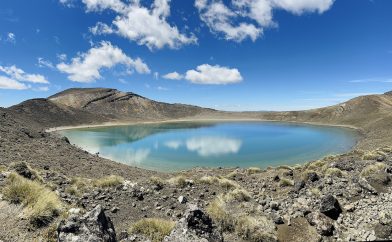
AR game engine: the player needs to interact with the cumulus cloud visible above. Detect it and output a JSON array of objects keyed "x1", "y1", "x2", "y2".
[
  {"x1": 82, "y1": 0, "x2": 197, "y2": 50},
  {"x1": 0, "y1": 65, "x2": 49, "y2": 84},
  {"x1": 195, "y1": 0, "x2": 334, "y2": 41},
  {"x1": 162, "y1": 71, "x2": 183, "y2": 80},
  {"x1": 0, "y1": 65, "x2": 49, "y2": 90},
  {"x1": 0, "y1": 76, "x2": 29, "y2": 90},
  {"x1": 163, "y1": 64, "x2": 242, "y2": 85},
  {"x1": 57, "y1": 41, "x2": 150, "y2": 83},
  {"x1": 186, "y1": 136, "x2": 242, "y2": 156},
  {"x1": 185, "y1": 64, "x2": 243, "y2": 84}
]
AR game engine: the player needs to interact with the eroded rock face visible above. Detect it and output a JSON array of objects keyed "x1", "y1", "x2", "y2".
[
  {"x1": 57, "y1": 205, "x2": 116, "y2": 242},
  {"x1": 163, "y1": 204, "x2": 223, "y2": 242},
  {"x1": 319, "y1": 195, "x2": 342, "y2": 220}
]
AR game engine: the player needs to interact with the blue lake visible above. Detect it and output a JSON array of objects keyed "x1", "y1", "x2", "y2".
[{"x1": 59, "y1": 122, "x2": 359, "y2": 172}]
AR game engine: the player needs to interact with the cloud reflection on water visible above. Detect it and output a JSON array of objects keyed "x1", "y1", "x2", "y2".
[{"x1": 186, "y1": 136, "x2": 242, "y2": 157}]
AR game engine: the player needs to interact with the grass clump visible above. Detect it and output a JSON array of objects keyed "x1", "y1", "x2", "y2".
[
  {"x1": 207, "y1": 196, "x2": 235, "y2": 231},
  {"x1": 310, "y1": 188, "x2": 322, "y2": 197},
  {"x1": 198, "y1": 176, "x2": 240, "y2": 190},
  {"x1": 246, "y1": 167, "x2": 262, "y2": 175},
  {"x1": 225, "y1": 170, "x2": 239, "y2": 179},
  {"x1": 306, "y1": 160, "x2": 326, "y2": 171},
  {"x1": 2, "y1": 173, "x2": 62, "y2": 226},
  {"x1": 235, "y1": 215, "x2": 277, "y2": 242},
  {"x1": 279, "y1": 178, "x2": 294, "y2": 187},
  {"x1": 167, "y1": 175, "x2": 187, "y2": 187},
  {"x1": 360, "y1": 163, "x2": 387, "y2": 177},
  {"x1": 198, "y1": 176, "x2": 220, "y2": 184},
  {"x1": 93, "y1": 175, "x2": 124, "y2": 188},
  {"x1": 218, "y1": 177, "x2": 240, "y2": 190},
  {"x1": 224, "y1": 188, "x2": 251, "y2": 202},
  {"x1": 150, "y1": 176, "x2": 166, "y2": 188},
  {"x1": 0, "y1": 164, "x2": 7, "y2": 173},
  {"x1": 130, "y1": 218, "x2": 175, "y2": 242},
  {"x1": 325, "y1": 167, "x2": 346, "y2": 177}
]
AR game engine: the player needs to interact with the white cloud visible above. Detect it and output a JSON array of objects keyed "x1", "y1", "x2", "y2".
[
  {"x1": 6, "y1": 32, "x2": 15, "y2": 43},
  {"x1": 83, "y1": 0, "x2": 197, "y2": 50},
  {"x1": 164, "y1": 64, "x2": 243, "y2": 85},
  {"x1": 186, "y1": 136, "x2": 242, "y2": 156},
  {"x1": 57, "y1": 53, "x2": 67, "y2": 62},
  {"x1": 185, "y1": 64, "x2": 242, "y2": 84},
  {"x1": 163, "y1": 71, "x2": 183, "y2": 80},
  {"x1": 195, "y1": 0, "x2": 334, "y2": 41},
  {"x1": 37, "y1": 57, "x2": 55, "y2": 69},
  {"x1": 157, "y1": 86, "x2": 169, "y2": 91},
  {"x1": 0, "y1": 65, "x2": 49, "y2": 84},
  {"x1": 0, "y1": 76, "x2": 29, "y2": 90},
  {"x1": 57, "y1": 41, "x2": 150, "y2": 83}
]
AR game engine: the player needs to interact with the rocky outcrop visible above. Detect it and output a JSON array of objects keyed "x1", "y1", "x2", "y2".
[
  {"x1": 163, "y1": 204, "x2": 223, "y2": 242},
  {"x1": 319, "y1": 195, "x2": 342, "y2": 220},
  {"x1": 57, "y1": 205, "x2": 116, "y2": 242}
]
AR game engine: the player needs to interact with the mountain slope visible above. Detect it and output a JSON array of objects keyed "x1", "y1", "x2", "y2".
[{"x1": 10, "y1": 88, "x2": 216, "y2": 128}]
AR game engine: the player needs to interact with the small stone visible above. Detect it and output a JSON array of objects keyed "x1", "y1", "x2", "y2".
[
  {"x1": 344, "y1": 204, "x2": 355, "y2": 212},
  {"x1": 111, "y1": 207, "x2": 119, "y2": 213},
  {"x1": 270, "y1": 201, "x2": 280, "y2": 211},
  {"x1": 178, "y1": 195, "x2": 187, "y2": 204}
]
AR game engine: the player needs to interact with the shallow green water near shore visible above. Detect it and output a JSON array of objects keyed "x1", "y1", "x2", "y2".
[{"x1": 59, "y1": 122, "x2": 358, "y2": 172}]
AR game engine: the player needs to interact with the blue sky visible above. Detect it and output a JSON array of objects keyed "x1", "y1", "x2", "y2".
[{"x1": 0, "y1": 0, "x2": 391, "y2": 110}]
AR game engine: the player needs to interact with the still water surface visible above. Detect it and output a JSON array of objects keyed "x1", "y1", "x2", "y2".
[{"x1": 59, "y1": 122, "x2": 358, "y2": 171}]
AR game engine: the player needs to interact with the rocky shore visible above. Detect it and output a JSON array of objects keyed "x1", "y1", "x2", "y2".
[{"x1": 1, "y1": 89, "x2": 392, "y2": 241}]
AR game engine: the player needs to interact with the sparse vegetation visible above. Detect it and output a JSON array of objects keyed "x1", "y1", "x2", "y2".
[
  {"x1": 224, "y1": 188, "x2": 251, "y2": 202},
  {"x1": 246, "y1": 167, "x2": 261, "y2": 175},
  {"x1": 2, "y1": 173, "x2": 62, "y2": 226},
  {"x1": 279, "y1": 178, "x2": 294, "y2": 187},
  {"x1": 310, "y1": 187, "x2": 322, "y2": 197},
  {"x1": 360, "y1": 163, "x2": 387, "y2": 177},
  {"x1": 167, "y1": 175, "x2": 187, "y2": 187},
  {"x1": 235, "y1": 215, "x2": 276, "y2": 242},
  {"x1": 207, "y1": 196, "x2": 235, "y2": 231},
  {"x1": 225, "y1": 170, "x2": 239, "y2": 179},
  {"x1": 93, "y1": 175, "x2": 124, "y2": 188},
  {"x1": 150, "y1": 176, "x2": 166, "y2": 187},
  {"x1": 9, "y1": 161, "x2": 43, "y2": 182},
  {"x1": 325, "y1": 167, "x2": 346, "y2": 177},
  {"x1": 198, "y1": 176, "x2": 240, "y2": 190},
  {"x1": 130, "y1": 218, "x2": 175, "y2": 242},
  {"x1": 0, "y1": 164, "x2": 7, "y2": 173},
  {"x1": 306, "y1": 160, "x2": 326, "y2": 171}
]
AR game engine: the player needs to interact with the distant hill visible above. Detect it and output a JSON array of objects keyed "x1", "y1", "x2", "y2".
[
  {"x1": 8, "y1": 88, "x2": 392, "y2": 149},
  {"x1": 10, "y1": 88, "x2": 216, "y2": 127}
]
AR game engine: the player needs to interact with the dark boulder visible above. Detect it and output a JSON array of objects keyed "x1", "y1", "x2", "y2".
[
  {"x1": 164, "y1": 204, "x2": 223, "y2": 242},
  {"x1": 57, "y1": 205, "x2": 116, "y2": 242},
  {"x1": 319, "y1": 195, "x2": 342, "y2": 220},
  {"x1": 306, "y1": 172, "x2": 319, "y2": 182},
  {"x1": 293, "y1": 180, "x2": 305, "y2": 192}
]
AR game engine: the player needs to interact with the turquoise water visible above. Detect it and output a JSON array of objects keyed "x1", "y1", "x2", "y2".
[{"x1": 59, "y1": 122, "x2": 358, "y2": 172}]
